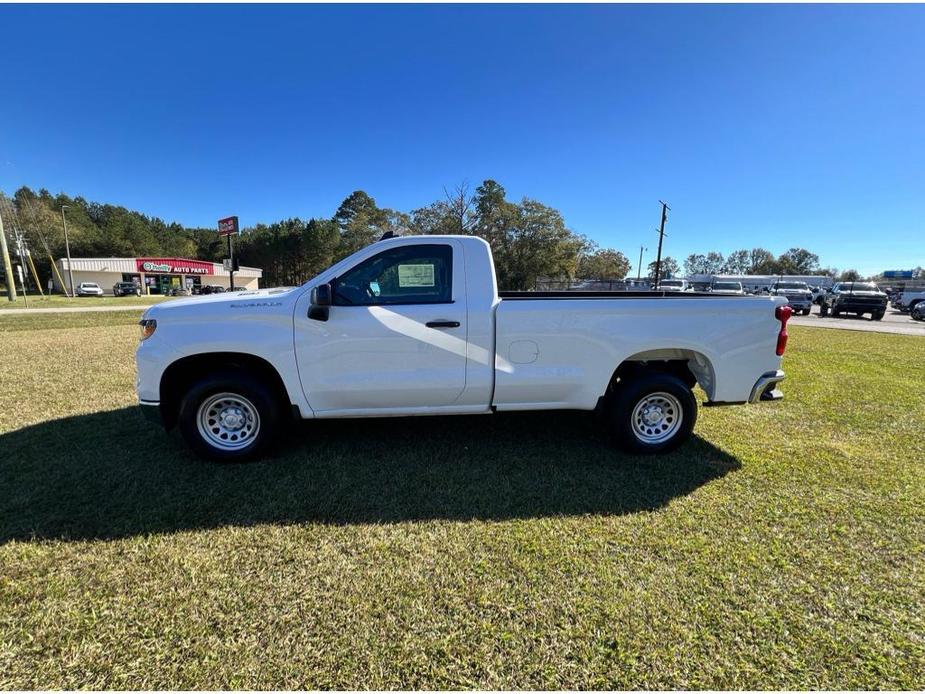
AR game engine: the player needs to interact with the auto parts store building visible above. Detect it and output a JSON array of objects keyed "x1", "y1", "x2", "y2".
[{"x1": 54, "y1": 257, "x2": 263, "y2": 295}]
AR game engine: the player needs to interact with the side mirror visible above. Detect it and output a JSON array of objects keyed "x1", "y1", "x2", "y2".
[{"x1": 308, "y1": 283, "x2": 332, "y2": 321}]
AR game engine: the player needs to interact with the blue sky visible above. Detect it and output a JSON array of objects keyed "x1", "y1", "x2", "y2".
[{"x1": 1, "y1": 4, "x2": 922, "y2": 275}]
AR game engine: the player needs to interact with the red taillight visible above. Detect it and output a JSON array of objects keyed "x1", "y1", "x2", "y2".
[{"x1": 775, "y1": 304, "x2": 792, "y2": 356}]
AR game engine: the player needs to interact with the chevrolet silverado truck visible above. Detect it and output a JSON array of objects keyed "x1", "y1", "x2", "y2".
[
  {"x1": 819, "y1": 282, "x2": 888, "y2": 320},
  {"x1": 136, "y1": 235, "x2": 791, "y2": 461},
  {"x1": 769, "y1": 281, "x2": 813, "y2": 315}
]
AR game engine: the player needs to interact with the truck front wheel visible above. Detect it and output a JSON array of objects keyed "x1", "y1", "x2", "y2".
[
  {"x1": 608, "y1": 372, "x2": 697, "y2": 455},
  {"x1": 178, "y1": 371, "x2": 281, "y2": 462}
]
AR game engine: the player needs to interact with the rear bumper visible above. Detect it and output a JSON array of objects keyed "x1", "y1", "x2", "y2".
[{"x1": 748, "y1": 370, "x2": 785, "y2": 403}]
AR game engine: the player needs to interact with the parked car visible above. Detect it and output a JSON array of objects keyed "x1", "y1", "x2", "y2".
[
  {"x1": 895, "y1": 289, "x2": 925, "y2": 313},
  {"x1": 911, "y1": 301, "x2": 925, "y2": 321},
  {"x1": 137, "y1": 235, "x2": 792, "y2": 461},
  {"x1": 819, "y1": 282, "x2": 888, "y2": 320},
  {"x1": 200, "y1": 285, "x2": 226, "y2": 295},
  {"x1": 170, "y1": 287, "x2": 191, "y2": 297},
  {"x1": 810, "y1": 286, "x2": 829, "y2": 305},
  {"x1": 76, "y1": 282, "x2": 104, "y2": 297},
  {"x1": 113, "y1": 281, "x2": 142, "y2": 297},
  {"x1": 658, "y1": 279, "x2": 691, "y2": 292},
  {"x1": 769, "y1": 281, "x2": 813, "y2": 315},
  {"x1": 709, "y1": 281, "x2": 745, "y2": 295}
]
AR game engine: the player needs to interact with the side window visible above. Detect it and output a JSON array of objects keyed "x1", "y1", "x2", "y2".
[{"x1": 333, "y1": 244, "x2": 453, "y2": 306}]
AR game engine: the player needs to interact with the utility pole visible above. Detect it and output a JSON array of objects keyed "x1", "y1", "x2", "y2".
[
  {"x1": 0, "y1": 208, "x2": 16, "y2": 301},
  {"x1": 653, "y1": 201, "x2": 669, "y2": 289},
  {"x1": 228, "y1": 233, "x2": 235, "y2": 291},
  {"x1": 637, "y1": 245, "x2": 647, "y2": 281},
  {"x1": 61, "y1": 206, "x2": 75, "y2": 297}
]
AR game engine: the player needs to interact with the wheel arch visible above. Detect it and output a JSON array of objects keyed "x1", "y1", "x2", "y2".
[
  {"x1": 604, "y1": 348, "x2": 716, "y2": 402},
  {"x1": 159, "y1": 352, "x2": 292, "y2": 430}
]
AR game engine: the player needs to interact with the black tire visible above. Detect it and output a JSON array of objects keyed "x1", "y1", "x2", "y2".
[
  {"x1": 819, "y1": 304, "x2": 828, "y2": 317},
  {"x1": 832, "y1": 307, "x2": 841, "y2": 318},
  {"x1": 607, "y1": 371, "x2": 697, "y2": 455},
  {"x1": 872, "y1": 311, "x2": 884, "y2": 321},
  {"x1": 178, "y1": 370, "x2": 281, "y2": 462},
  {"x1": 802, "y1": 308, "x2": 810, "y2": 316}
]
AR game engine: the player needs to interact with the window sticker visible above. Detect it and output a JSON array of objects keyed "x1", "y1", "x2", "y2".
[{"x1": 398, "y1": 264, "x2": 435, "y2": 287}]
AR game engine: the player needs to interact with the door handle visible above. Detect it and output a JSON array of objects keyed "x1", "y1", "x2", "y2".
[{"x1": 425, "y1": 320, "x2": 460, "y2": 329}]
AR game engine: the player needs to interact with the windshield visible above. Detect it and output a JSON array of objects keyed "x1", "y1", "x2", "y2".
[
  {"x1": 712, "y1": 282, "x2": 741, "y2": 291},
  {"x1": 661, "y1": 280, "x2": 684, "y2": 287},
  {"x1": 774, "y1": 282, "x2": 808, "y2": 290},
  {"x1": 81, "y1": 283, "x2": 99, "y2": 289},
  {"x1": 838, "y1": 282, "x2": 878, "y2": 292}
]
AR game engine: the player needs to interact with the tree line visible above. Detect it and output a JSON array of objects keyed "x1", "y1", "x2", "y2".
[
  {"x1": 2, "y1": 182, "x2": 848, "y2": 293},
  {"x1": 3, "y1": 181, "x2": 636, "y2": 291}
]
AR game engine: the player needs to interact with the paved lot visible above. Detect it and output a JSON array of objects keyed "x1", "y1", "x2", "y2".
[{"x1": 790, "y1": 308, "x2": 924, "y2": 336}]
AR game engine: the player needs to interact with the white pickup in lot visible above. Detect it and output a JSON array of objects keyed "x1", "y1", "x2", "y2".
[{"x1": 136, "y1": 235, "x2": 791, "y2": 461}]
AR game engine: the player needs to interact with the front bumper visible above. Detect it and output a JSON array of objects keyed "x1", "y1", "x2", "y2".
[
  {"x1": 139, "y1": 400, "x2": 162, "y2": 425},
  {"x1": 748, "y1": 370, "x2": 785, "y2": 403},
  {"x1": 834, "y1": 301, "x2": 887, "y2": 313},
  {"x1": 783, "y1": 297, "x2": 812, "y2": 309}
]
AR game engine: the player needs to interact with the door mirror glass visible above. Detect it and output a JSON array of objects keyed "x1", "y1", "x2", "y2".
[
  {"x1": 311, "y1": 283, "x2": 332, "y2": 306},
  {"x1": 308, "y1": 283, "x2": 332, "y2": 321}
]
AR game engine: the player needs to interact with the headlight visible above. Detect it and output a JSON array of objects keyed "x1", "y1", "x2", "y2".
[{"x1": 139, "y1": 319, "x2": 157, "y2": 341}]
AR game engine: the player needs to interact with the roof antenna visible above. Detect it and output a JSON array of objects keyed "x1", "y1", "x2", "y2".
[{"x1": 379, "y1": 230, "x2": 397, "y2": 241}]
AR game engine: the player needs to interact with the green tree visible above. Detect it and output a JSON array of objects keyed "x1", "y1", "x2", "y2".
[
  {"x1": 577, "y1": 248, "x2": 631, "y2": 280},
  {"x1": 704, "y1": 251, "x2": 725, "y2": 275},
  {"x1": 723, "y1": 249, "x2": 751, "y2": 274},
  {"x1": 503, "y1": 199, "x2": 588, "y2": 290},
  {"x1": 684, "y1": 253, "x2": 708, "y2": 275},
  {"x1": 648, "y1": 256, "x2": 680, "y2": 279},
  {"x1": 839, "y1": 269, "x2": 861, "y2": 282},
  {"x1": 749, "y1": 248, "x2": 778, "y2": 274},
  {"x1": 777, "y1": 247, "x2": 820, "y2": 275}
]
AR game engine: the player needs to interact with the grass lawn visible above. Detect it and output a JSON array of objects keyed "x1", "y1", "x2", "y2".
[
  {"x1": 0, "y1": 294, "x2": 173, "y2": 309},
  {"x1": 0, "y1": 310, "x2": 146, "y2": 332},
  {"x1": 0, "y1": 318, "x2": 923, "y2": 688}
]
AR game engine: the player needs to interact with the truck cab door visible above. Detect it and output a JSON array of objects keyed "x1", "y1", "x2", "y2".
[{"x1": 294, "y1": 241, "x2": 468, "y2": 414}]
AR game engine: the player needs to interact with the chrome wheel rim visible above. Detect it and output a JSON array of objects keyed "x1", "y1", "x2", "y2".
[
  {"x1": 631, "y1": 392, "x2": 682, "y2": 444},
  {"x1": 196, "y1": 392, "x2": 260, "y2": 451}
]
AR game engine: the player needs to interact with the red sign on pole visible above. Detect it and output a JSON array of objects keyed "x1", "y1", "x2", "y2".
[{"x1": 218, "y1": 216, "x2": 239, "y2": 237}]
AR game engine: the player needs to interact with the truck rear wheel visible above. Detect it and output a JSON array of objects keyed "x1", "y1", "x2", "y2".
[
  {"x1": 178, "y1": 371, "x2": 281, "y2": 462},
  {"x1": 608, "y1": 372, "x2": 697, "y2": 455}
]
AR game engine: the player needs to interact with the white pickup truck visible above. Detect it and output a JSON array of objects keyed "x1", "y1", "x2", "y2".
[{"x1": 136, "y1": 235, "x2": 791, "y2": 461}]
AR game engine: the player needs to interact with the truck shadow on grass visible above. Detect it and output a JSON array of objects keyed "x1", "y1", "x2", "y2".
[{"x1": 0, "y1": 407, "x2": 740, "y2": 543}]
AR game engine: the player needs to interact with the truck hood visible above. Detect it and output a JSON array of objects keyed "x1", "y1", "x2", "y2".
[
  {"x1": 142, "y1": 287, "x2": 303, "y2": 320},
  {"x1": 835, "y1": 290, "x2": 885, "y2": 297}
]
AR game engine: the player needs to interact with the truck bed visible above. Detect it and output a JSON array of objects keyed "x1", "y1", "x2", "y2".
[
  {"x1": 492, "y1": 293, "x2": 784, "y2": 409},
  {"x1": 499, "y1": 291, "x2": 729, "y2": 299}
]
